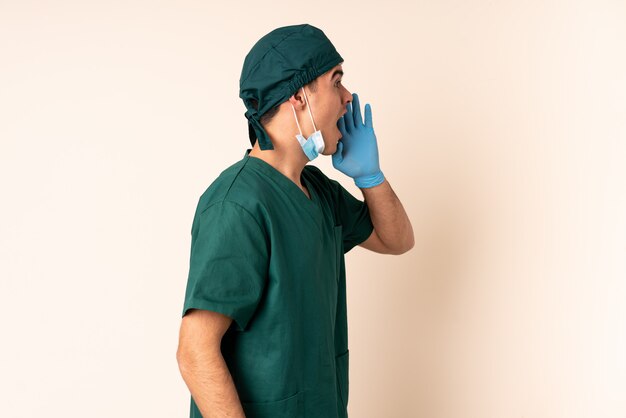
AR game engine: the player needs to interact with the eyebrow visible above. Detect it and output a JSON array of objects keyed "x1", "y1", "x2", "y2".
[{"x1": 331, "y1": 70, "x2": 344, "y2": 80}]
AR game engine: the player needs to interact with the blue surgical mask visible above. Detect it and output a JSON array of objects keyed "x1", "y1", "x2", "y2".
[{"x1": 290, "y1": 87, "x2": 325, "y2": 161}]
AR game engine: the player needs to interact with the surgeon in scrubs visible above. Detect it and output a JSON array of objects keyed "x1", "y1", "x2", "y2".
[{"x1": 176, "y1": 24, "x2": 414, "y2": 418}]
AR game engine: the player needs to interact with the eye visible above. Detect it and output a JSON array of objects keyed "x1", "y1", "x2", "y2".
[{"x1": 335, "y1": 79, "x2": 342, "y2": 87}]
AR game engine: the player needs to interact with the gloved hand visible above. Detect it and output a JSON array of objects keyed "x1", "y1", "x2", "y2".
[{"x1": 332, "y1": 93, "x2": 385, "y2": 188}]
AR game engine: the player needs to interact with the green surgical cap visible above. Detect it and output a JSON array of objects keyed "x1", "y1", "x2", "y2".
[{"x1": 239, "y1": 24, "x2": 344, "y2": 150}]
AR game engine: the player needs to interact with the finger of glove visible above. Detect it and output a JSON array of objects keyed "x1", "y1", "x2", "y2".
[
  {"x1": 364, "y1": 103, "x2": 373, "y2": 130},
  {"x1": 332, "y1": 141, "x2": 344, "y2": 165},
  {"x1": 352, "y1": 93, "x2": 363, "y2": 127},
  {"x1": 337, "y1": 115, "x2": 348, "y2": 136},
  {"x1": 344, "y1": 101, "x2": 354, "y2": 131}
]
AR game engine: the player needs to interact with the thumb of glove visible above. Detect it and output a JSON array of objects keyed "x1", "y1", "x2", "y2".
[{"x1": 332, "y1": 141, "x2": 344, "y2": 166}]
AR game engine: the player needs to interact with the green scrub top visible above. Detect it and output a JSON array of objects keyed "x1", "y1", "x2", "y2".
[{"x1": 182, "y1": 149, "x2": 374, "y2": 418}]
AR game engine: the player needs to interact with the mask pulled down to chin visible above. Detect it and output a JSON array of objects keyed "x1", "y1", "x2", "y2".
[{"x1": 290, "y1": 87, "x2": 325, "y2": 161}]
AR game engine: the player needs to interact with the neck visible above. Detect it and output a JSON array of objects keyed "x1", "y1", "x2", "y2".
[{"x1": 247, "y1": 140, "x2": 309, "y2": 188}]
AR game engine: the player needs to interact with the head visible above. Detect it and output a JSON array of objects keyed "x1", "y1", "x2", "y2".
[
  {"x1": 239, "y1": 24, "x2": 348, "y2": 157},
  {"x1": 249, "y1": 63, "x2": 352, "y2": 156}
]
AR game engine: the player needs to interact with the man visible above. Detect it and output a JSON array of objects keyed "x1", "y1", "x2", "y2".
[{"x1": 176, "y1": 24, "x2": 414, "y2": 418}]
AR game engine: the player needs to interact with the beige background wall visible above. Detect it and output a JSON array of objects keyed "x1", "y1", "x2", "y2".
[{"x1": 1, "y1": 1, "x2": 625, "y2": 417}]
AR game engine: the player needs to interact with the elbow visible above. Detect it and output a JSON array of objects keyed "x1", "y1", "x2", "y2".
[
  {"x1": 176, "y1": 345, "x2": 191, "y2": 373},
  {"x1": 402, "y1": 242, "x2": 415, "y2": 255},
  {"x1": 176, "y1": 346, "x2": 202, "y2": 377},
  {"x1": 406, "y1": 234, "x2": 415, "y2": 253},
  {"x1": 176, "y1": 342, "x2": 200, "y2": 374},
  {"x1": 388, "y1": 235, "x2": 415, "y2": 255},
  {"x1": 176, "y1": 341, "x2": 223, "y2": 374},
  {"x1": 386, "y1": 244, "x2": 413, "y2": 255}
]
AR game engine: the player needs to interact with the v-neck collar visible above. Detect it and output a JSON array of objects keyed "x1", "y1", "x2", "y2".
[{"x1": 242, "y1": 149, "x2": 323, "y2": 225}]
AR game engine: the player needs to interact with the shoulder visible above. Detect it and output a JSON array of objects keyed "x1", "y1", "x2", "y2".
[
  {"x1": 192, "y1": 160, "x2": 269, "y2": 232},
  {"x1": 193, "y1": 161, "x2": 241, "y2": 209},
  {"x1": 197, "y1": 199, "x2": 263, "y2": 232}
]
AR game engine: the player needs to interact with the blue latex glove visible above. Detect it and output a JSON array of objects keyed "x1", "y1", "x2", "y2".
[{"x1": 332, "y1": 93, "x2": 385, "y2": 188}]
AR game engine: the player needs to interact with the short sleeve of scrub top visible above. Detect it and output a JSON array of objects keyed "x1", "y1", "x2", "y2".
[{"x1": 182, "y1": 200, "x2": 268, "y2": 332}]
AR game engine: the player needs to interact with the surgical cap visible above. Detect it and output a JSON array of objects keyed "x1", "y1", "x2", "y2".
[{"x1": 239, "y1": 24, "x2": 344, "y2": 150}]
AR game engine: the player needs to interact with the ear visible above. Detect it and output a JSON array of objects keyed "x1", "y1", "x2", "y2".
[{"x1": 288, "y1": 89, "x2": 306, "y2": 110}]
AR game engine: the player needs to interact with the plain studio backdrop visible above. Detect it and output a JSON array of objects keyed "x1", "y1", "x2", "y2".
[{"x1": 1, "y1": 1, "x2": 625, "y2": 417}]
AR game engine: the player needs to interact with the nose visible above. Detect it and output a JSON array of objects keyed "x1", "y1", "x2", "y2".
[{"x1": 342, "y1": 87, "x2": 352, "y2": 105}]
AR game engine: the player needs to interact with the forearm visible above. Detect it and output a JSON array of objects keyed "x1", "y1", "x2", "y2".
[
  {"x1": 360, "y1": 178, "x2": 414, "y2": 253},
  {"x1": 178, "y1": 349, "x2": 246, "y2": 418}
]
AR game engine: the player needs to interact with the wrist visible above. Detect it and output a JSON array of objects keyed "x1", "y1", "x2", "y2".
[{"x1": 355, "y1": 170, "x2": 385, "y2": 188}]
